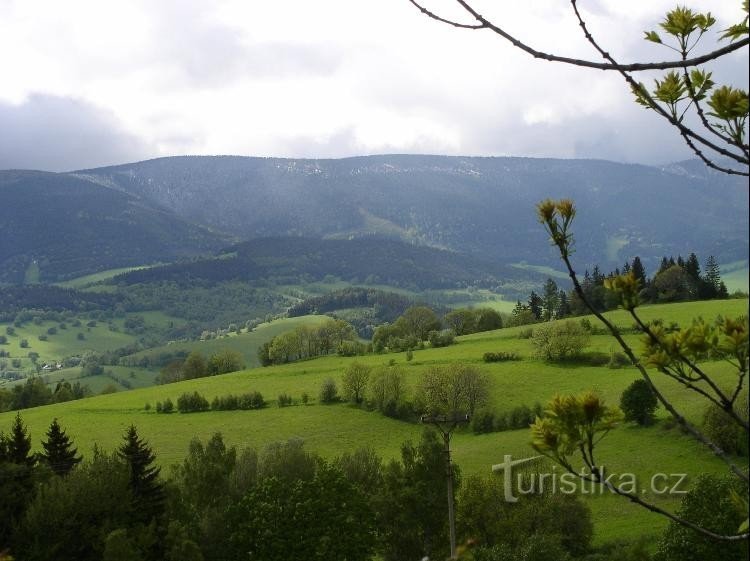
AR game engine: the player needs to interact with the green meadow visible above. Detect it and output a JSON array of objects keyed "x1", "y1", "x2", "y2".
[{"x1": 0, "y1": 298, "x2": 746, "y2": 546}]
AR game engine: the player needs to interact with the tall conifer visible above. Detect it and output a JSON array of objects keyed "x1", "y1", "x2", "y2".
[{"x1": 40, "y1": 418, "x2": 81, "y2": 476}]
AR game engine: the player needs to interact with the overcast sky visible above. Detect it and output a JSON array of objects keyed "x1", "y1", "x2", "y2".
[{"x1": 0, "y1": 0, "x2": 747, "y2": 171}]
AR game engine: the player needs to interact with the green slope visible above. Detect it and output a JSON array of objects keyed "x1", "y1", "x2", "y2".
[{"x1": 1, "y1": 299, "x2": 746, "y2": 546}]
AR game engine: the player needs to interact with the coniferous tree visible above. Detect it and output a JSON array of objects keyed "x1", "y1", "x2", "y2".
[
  {"x1": 527, "y1": 291, "x2": 543, "y2": 320},
  {"x1": 541, "y1": 278, "x2": 559, "y2": 321},
  {"x1": 7, "y1": 413, "x2": 34, "y2": 468},
  {"x1": 40, "y1": 418, "x2": 82, "y2": 476},
  {"x1": 717, "y1": 281, "x2": 729, "y2": 299},
  {"x1": 685, "y1": 253, "x2": 701, "y2": 283},
  {"x1": 555, "y1": 290, "x2": 571, "y2": 319},
  {"x1": 658, "y1": 256, "x2": 670, "y2": 275},
  {"x1": 703, "y1": 256, "x2": 722, "y2": 293},
  {"x1": 118, "y1": 425, "x2": 165, "y2": 524}
]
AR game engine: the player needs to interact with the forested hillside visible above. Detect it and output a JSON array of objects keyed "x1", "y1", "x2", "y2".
[{"x1": 77, "y1": 154, "x2": 749, "y2": 269}]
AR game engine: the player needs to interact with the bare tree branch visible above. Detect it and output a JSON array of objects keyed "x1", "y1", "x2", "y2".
[
  {"x1": 567, "y1": 0, "x2": 749, "y2": 173},
  {"x1": 405, "y1": 0, "x2": 749, "y2": 71}
]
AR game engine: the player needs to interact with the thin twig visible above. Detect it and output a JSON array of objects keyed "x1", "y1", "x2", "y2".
[{"x1": 404, "y1": 0, "x2": 750, "y2": 70}]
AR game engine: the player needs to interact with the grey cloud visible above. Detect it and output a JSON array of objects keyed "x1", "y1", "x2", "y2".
[
  {"x1": 464, "y1": 103, "x2": 694, "y2": 165},
  {"x1": 0, "y1": 94, "x2": 153, "y2": 172}
]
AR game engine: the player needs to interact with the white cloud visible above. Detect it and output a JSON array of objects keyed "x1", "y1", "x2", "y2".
[{"x1": 0, "y1": 0, "x2": 745, "y2": 169}]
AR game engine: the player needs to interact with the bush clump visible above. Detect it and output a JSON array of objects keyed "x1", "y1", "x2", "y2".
[
  {"x1": 177, "y1": 391, "x2": 210, "y2": 413},
  {"x1": 482, "y1": 351, "x2": 520, "y2": 363},
  {"x1": 531, "y1": 320, "x2": 590, "y2": 361},
  {"x1": 620, "y1": 379, "x2": 658, "y2": 426}
]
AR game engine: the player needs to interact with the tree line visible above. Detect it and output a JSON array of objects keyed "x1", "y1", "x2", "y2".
[
  {"x1": 512, "y1": 252, "x2": 736, "y2": 324},
  {"x1": 257, "y1": 318, "x2": 359, "y2": 366}
]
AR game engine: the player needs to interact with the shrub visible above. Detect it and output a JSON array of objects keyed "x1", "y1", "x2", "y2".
[
  {"x1": 319, "y1": 378, "x2": 339, "y2": 404},
  {"x1": 472, "y1": 410, "x2": 495, "y2": 434},
  {"x1": 702, "y1": 393, "x2": 748, "y2": 456},
  {"x1": 483, "y1": 351, "x2": 520, "y2": 363},
  {"x1": 38, "y1": 334, "x2": 48, "y2": 341},
  {"x1": 428, "y1": 329, "x2": 455, "y2": 348},
  {"x1": 162, "y1": 398, "x2": 174, "y2": 413},
  {"x1": 277, "y1": 393, "x2": 293, "y2": 407},
  {"x1": 155, "y1": 401, "x2": 162, "y2": 413},
  {"x1": 620, "y1": 379, "x2": 658, "y2": 426},
  {"x1": 607, "y1": 348, "x2": 630, "y2": 369},
  {"x1": 655, "y1": 475, "x2": 748, "y2": 561},
  {"x1": 177, "y1": 391, "x2": 210, "y2": 413},
  {"x1": 518, "y1": 327, "x2": 534, "y2": 339},
  {"x1": 144, "y1": 403, "x2": 151, "y2": 411},
  {"x1": 19, "y1": 339, "x2": 29, "y2": 348},
  {"x1": 531, "y1": 320, "x2": 590, "y2": 361},
  {"x1": 301, "y1": 392, "x2": 310, "y2": 405}
]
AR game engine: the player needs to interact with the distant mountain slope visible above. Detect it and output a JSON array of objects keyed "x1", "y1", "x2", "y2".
[
  {"x1": 115, "y1": 237, "x2": 539, "y2": 292},
  {"x1": 0, "y1": 170, "x2": 229, "y2": 283},
  {"x1": 76, "y1": 154, "x2": 749, "y2": 271}
]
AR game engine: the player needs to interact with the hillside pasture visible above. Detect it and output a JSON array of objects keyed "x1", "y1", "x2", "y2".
[{"x1": 1, "y1": 298, "x2": 746, "y2": 546}]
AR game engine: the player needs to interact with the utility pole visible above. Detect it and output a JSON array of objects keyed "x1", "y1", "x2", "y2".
[{"x1": 420, "y1": 413, "x2": 470, "y2": 560}]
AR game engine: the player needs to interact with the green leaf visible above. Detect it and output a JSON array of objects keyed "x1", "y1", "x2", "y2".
[
  {"x1": 707, "y1": 86, "x2": 750, "y2": 120},
  {"x1": 644, "y1": 30, "x2": 662, "y2": 43},
  {"x1": 653, "y1": 71, "x2": 687, "y2": 105}
]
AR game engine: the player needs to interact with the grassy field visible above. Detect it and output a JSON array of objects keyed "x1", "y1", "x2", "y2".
[
  {"x1": 55, "y1": 265, "x2": 156, "y2": 288},
  {"x1": 0, "y1": 318, "x2": 139, "y2": 375},
  {"x1": 125, "y1": 314, "x2": 331, "y2": 369},
  {"x1": 1, "y1": 298, "x2": 747, "y2": 546}
]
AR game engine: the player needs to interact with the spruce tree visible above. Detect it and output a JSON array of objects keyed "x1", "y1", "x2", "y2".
[
  {"x1": 40, "y1": 418, "x2": 82, "y2": 476},
  {"x1": 7, "y1": 413, "x2": 34, "y2": 468},
  {"x1": 685, "y1": 253, "x2": 701, "y2": 283},
  {"x1": 118, "y1": 425, "x2": 165, "y2": 523},
  {"x1": 631, "y1": 256, "x2": 647, "y2": 287},
  {"x1": 555, "y1": 290, "x2": 571, "y2": 318},
  {"x1": 527, "y1": 291, "x2": 543, "y2": 320},
  {"x1": 541, "y1": 278, "x2": 559, "y2": 321},
  {"x1": 704, "y1": 256, "x2": 722, "y2": 293}
]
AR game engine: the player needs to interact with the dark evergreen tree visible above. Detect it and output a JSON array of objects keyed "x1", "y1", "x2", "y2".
[
  {"x1": 703, "y1": 256, "x2": 722, "y2": 292},
  {"x1": 658, "y1": 256, "x2": 670, "y2": 274},
  {"x1": 591, "y1": 265, "x2": 605, "y2": 285},
  {"x1": 541, "y1": 278, "x2": 559, "y2": 321},
  {"x1": 685, "y1": 253, "x2": 701, "y2": 282},
  {"x1": 118, "y1": 425, "x2": 166, "y2": 524},
  {"x1": 527, "y1": 291, "x2": 543, "y2": 320},
  {"x1": 555, "y1": 290, "x2": 571, "y2": 319},
  {"x1": 7, "y1": 413, "x2": 34, "y2": 468},
  {"x1": 622, "y1": 261, "x2": 631, "y2": 274},
  {"x1": 511, "y1": 300, "x2": 525, "y2": 315},
  {"x1": 40, "y1": 418, "x2": 82, "y2": 476},
  {"x1": 0, "y1": 414, "x2": 36, "y2": 549},
  {"x1": 717, "y1": 281, "x2": 729, "y2": 299},
  {"x1": 676, "y1": 255, "x2": 685, "y2": 268}
]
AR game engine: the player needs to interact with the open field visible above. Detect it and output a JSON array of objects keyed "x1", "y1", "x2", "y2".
[
  {"x1": 1, "y1": 298, "x2": 747, "y2": 546},
  {"x1": 125, "y1": 314, "x2": 331, "y2": 369},
  {"x1": 55, "y1": 265, "x2": 156, "y2": 288}
]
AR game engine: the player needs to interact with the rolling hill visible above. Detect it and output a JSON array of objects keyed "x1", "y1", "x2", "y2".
[
  {"x1": 76, "y1": 154, "x2": 749, "y2": 271},
  {"x1": 0, "y1": 170, "x2": 229, "y2": 283}
]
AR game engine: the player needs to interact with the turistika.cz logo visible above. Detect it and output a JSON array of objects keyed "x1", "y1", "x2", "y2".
[{"x1": 491, "y1": 454, "x2": 688, "y2": 503}]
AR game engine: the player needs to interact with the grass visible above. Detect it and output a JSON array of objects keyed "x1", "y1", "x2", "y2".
[
  {"x1": 1, "y1": 298, "x2": 747, "y2": 546},
  {"x1": 125, "y1": 314, "x2": 331, "y2": 369},
  {"x1": 0, "y1": 319, "x2": 139, "y2": 375},
  {"x1": 55, "y1": 265, "x2": 156, "y2": 288}
]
